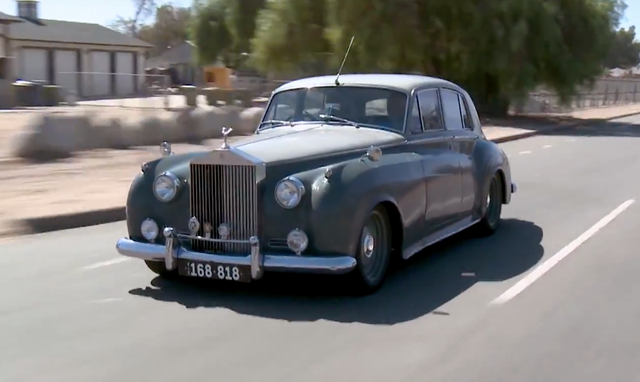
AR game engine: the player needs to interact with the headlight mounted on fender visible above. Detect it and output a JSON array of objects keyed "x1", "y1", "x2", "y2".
[
  {"x1": 153, "y1": 171, "x2": 181, "y2": 202},
  {"x1": 275, "y1": 176, "x2": 305, "y2": 209}
]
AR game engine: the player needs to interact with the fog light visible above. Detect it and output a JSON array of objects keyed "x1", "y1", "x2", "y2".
[
  {"x1": 141, "y1": 219, "x2": 159, "y2": 242},
  {"x1": 287, "y1": 229, "x2": 308, "y2": 255}
]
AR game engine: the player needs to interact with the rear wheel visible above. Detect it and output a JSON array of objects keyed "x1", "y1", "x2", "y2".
[
  {"x1": 348, "y1": 206, "x2": 393, "y2": 295},
  {"x1": 475, "y1": 173, "x2": 503, "y2": 236},
  {"x1": 144, "y1": 260, "x2": 177, "y2": 278}
]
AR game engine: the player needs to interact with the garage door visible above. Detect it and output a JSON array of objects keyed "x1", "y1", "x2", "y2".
[
  {"x1": 19, "y1": 48, "x2": 47, "y2": 82},
  {"x1": 90, "y1": 51, "x2": 110, "y2": 97},
  {"x1": 115, "y1": 52, "x2": 134, "y2": 96},
  {"x1": 54, "y1": 50, "x2": 78, "y2": 96}
]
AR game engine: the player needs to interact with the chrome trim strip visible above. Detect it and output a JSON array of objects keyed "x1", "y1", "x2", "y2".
[{"x1": 116, "y1": 237, "x2": 357, "y2": 277}]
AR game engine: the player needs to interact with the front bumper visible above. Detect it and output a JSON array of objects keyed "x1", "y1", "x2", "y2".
[{"x1": 116, "y1": 227, "x2": 357, "y2": 280}]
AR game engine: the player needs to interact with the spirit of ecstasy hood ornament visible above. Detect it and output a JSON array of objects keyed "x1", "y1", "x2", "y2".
[{"x1": 220, "y1": 127, "x2": 233, "y2": 149}]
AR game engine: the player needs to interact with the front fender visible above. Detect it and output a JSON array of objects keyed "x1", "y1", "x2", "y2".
[
  {"x1": 306, "y1": 152, "x2": 425, "y2": 257},
  {"x1": 125, "y1": 153, "x2": 203, "y2": 242}
]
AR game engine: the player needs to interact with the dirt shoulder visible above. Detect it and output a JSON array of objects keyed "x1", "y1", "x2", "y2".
[{"x1": 1, "y1": 103, "x2": 640, "y2": 238}]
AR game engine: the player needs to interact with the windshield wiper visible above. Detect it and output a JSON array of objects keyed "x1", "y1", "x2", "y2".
[
  {"x1": 259, "y1": 120, "x2": 293, "y2": 128},
  {"x1": 318, "y1": 114, "x2": 359, "y2": 127}
]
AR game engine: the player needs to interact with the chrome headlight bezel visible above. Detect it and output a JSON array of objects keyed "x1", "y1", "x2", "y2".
[
  {"x1": 274, "y1": 176, "x2": 305, "y2": 209},
  {"x1": 153, "y1": 171, "x2": 181, "y2": 202}
]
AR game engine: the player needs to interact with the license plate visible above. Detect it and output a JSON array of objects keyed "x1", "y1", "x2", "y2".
[{"x1": 178, "y1": 260, "x2": 252, "y2": 283}]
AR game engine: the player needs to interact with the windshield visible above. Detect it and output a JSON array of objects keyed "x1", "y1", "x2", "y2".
[{"x1": 260, "y1": 86, "x2": 408, "y2": 132}]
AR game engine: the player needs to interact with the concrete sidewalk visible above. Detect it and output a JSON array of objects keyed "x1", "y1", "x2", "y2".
[{"x1": 2, "y1": 102, "x2": 640, "y2": 238}]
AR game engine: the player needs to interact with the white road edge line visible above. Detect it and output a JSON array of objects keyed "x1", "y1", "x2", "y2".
[
  {"x1": 81, "y1": 257, "x2": 131, "y2": 270},
  {"x1": 491, "y1": 199, "x2": 635, "y2": 305},
  {"x1": 519, "y1": 151, "x2": 532, "y2": 155}
]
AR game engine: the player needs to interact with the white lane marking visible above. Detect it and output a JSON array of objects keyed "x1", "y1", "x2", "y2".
[
  {"x1": 519, "y1": 151, "x2": 532, "y2": 155},
  {"x1": 543, "y1": 145, "x2": 552, "y2": 149},
  {"x1": 82, "y1": 257, "x2": 131, "y2": 270},
  {"x1": 491, "y1": 199, "x2": 635, "y2": 305},
  {"x1": 566, "y1": 139, "x2": 576, "y2": 142},
  {"x1": 90, "y1": 298, "x2": 123, "y2": 304}
]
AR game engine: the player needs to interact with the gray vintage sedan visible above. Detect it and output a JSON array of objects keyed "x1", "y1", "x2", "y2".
[{"x1": 116, "y1": 73, "x2": 516, "y2": 294}]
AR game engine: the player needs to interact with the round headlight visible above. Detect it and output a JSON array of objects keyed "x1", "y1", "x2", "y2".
[
  {"x1": 287, "y1": 229, "x2": 308, "y2": 254},
  {"x1": 153, "y1": 172, "x2": 180, "y2": 202},
  {"x1": 141, "y1": 218, "x2": 159, "y2": 241},
  {"x1": 275, "y1": 177, "x2": 305, "y2": 209}
]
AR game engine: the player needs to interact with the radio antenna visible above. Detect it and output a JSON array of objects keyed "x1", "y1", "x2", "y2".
[{"x1": 335, "y1": 36, "x2": 355, "y2": 86}]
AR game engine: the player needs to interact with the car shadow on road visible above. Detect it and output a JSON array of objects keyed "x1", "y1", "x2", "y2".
[{"x1": 128, "y1": 218, "x2": 543, "y2": 325}]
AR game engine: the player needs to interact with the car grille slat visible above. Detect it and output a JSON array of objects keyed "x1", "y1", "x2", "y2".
[{"x1": 190, "y1": 163, "x2": 258, "y2": 254}]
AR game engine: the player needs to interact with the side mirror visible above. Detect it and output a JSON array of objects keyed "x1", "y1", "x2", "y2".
[{"x1": 366, "y1": 146, "x2": 382, "y2": 161}]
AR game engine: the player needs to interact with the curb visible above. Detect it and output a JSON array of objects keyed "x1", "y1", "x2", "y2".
[
  {"x1": 6, "y1": 110, "x2": 640, "y2": 238},
  {"x1": 14, "y1": 207, "x2": 126, "y2": 236},
  {"x1": 490, "y1": 110, "x2": 640, "y2": 143}
]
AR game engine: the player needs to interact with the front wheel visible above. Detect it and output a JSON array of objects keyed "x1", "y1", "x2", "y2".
[
  {"x1": 348, "y1": 206, "x2": 393, "y2": 295},
  {"x1": 475, "y1": 173, "x2": 503, "y2": 236},
  {"x1": 144, "y1": 260, "x2": 178, "y2": 278}
]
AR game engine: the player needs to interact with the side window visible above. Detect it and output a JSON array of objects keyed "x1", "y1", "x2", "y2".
[
  {"x1": 458, "y1": 94, "x2": 473, "y2": 130},
  {"x1": 407, "y1": 95, "x2": 422, "y2": 134},
  {"x1": 417, "y1": 89, "x2": 443, "y2": 131},
  {"x1": 264, "y1": 92, "x2": 295, "y2": 120},
  {"x1": 440, "y1": 89, "x2": 464, "y2": 130}
]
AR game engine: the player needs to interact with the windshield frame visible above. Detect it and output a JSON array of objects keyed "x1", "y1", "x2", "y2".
[{"x1": 259, "y1": 85, "x2": 411, "y2": 134}]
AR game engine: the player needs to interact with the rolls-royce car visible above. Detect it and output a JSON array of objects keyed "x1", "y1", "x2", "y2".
[{"x1": 115, "y1": 73, "x2": 517, "y2": 294}]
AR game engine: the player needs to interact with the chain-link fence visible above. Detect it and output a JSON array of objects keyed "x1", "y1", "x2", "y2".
[
  {"x1": 514, "y1": 78, "x2": 640, "y2": 114},
  {"x1": 38, "y1": 72, "x2": 640, "y2": 114}
]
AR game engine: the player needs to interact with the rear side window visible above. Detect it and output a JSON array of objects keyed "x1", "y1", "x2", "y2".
[
  {"x1": 417, "y1": 89, "x2": 443, "y2": 131},
  {"x1": 441, "y1": 89, "x2": 464, "y2": 130},
  {"x1": 458, "y1": 94, "x2": 473, "y2": 129}
]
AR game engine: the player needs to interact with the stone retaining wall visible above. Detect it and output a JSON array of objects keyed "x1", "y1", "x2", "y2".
[{"x1": 11, "y1": 105, "x2": 266, "y2": 162}]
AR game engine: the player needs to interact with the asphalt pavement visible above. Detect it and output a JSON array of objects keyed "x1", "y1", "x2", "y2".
[{"x1": 2, "y1": 114, "x2": 640, "y2": 382}]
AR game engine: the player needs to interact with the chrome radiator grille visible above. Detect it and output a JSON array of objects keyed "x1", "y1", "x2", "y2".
[{"x1": 189, "y1": 163, "x2": 258, "y2": 254}]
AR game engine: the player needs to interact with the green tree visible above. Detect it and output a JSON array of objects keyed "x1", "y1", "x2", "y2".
[
  {"x1": 137, "y1": 5, "x2": 191, "y2": 56},
  {"x1": 250, "y1": 0, "x2": 331, "y2": 75},
  {"x1": 324, "y1": 0, "x2": 423, "y2": 73},
  {"x1": 223, "y1": 0, "x2": 266, "y2": 55},
  {"x1": 247, "y1": 0, "x2": 627, "y2": 115},
  {"x1": 603, "y1": 26, "x2": 640, "y2": 68},
  {"x1": 190, "y1": 0, "x2": 232, "y2": 65}
]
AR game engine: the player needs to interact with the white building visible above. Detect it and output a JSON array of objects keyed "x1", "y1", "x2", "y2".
[{"x1": 0, "y1": 0, "x2": 151, "y2": 98}]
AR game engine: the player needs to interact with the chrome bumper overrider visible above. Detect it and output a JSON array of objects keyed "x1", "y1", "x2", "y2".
[{"x1": 115, "y1": 227, "x2": 357, "y2": 280}]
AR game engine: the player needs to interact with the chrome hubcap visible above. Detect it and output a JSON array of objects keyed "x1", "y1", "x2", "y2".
[{"x1": 362, "y1": 232, "x2": 375, "y2": 258}]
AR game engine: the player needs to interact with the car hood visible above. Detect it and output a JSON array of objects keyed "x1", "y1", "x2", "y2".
[{"x1": 232, "y1": 123, "x2": 406, "y2": 164}]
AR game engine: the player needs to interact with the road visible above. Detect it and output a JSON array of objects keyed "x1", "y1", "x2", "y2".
[{"x1": 2, "y1": 115, "x2": 640, "y2": 382}]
